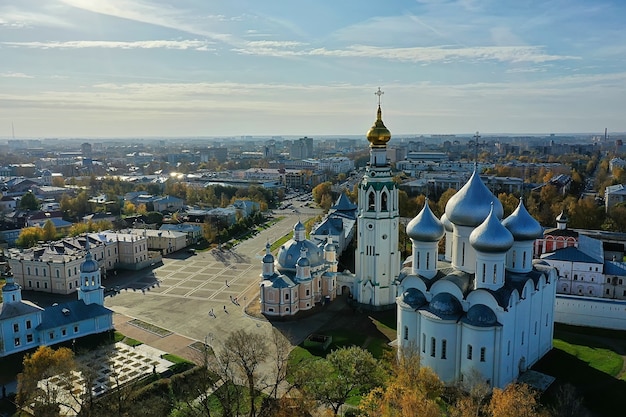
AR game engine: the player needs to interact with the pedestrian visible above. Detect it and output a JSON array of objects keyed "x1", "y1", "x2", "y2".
[
  {"x1": 225, "y1": 280, "x2": 229, "y2": 287},
  {"x1": 223, "y1": 305, "x2": 226, "y2": 311}
]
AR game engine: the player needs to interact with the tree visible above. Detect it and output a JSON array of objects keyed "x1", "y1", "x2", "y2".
[
  {"x1": 16, "y1": 226, "x2": 45, "y2": 248},
  {"x1": 123, "y1": 201, "x2": 136, "y2": 215},
  {"x1": 296, "y1": 346, "x2": 384, "y2": 415},
  {"x1": 221, "y1": 329, "x2": 269, "y2": 417},
  {"x1": 360, "y1": 347, "x2": 442, "y2": 417},
  {"x1": 43, "y1": 219, "x2": 57, "y2": 241},
  {"x1": 488, "y1": 383, "x2": 547, "y2": 417},
  {"x1": 19, "y1": 191, "x2": 40, "y2": 210},
  {"x1": 436, "y1": 188, "x2": 457, "y2": 217},
  {"x1": 312, "y1": 182, "x2": 333, "y2": 205},
  {"x1": 17, "y1": 346, "x2": 77, "y2": 417}
]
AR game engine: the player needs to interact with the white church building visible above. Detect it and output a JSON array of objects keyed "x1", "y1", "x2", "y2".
[{"x1": 0, "y1": 241, "x2": 113, "y2": 358}]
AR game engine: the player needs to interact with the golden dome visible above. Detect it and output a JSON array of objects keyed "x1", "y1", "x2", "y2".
[{"x1": 366, "y1": 105, "x2": 391, "y2": 148}]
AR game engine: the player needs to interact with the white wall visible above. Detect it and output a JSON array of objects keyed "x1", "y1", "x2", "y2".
[{"x1": 555, "y1": 295, "x2": 626, "y2": 330}]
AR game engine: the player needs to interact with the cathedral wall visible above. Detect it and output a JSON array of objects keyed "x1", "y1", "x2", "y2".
[{"x1": 420, "y1": 316, "x2": 459, "y2": 384}]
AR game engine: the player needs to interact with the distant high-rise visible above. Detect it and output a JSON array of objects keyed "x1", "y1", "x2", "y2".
[
  {"x1": 81, "y1": 142, "x2": 92, "y2": 158},
  {"x1": 290, "y1": 136, "x2": 314, "y2": 159}
]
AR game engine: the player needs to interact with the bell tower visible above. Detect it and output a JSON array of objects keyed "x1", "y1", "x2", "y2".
[{"x1": 354, "y1": 88, "x2": 399, "y2": 309}]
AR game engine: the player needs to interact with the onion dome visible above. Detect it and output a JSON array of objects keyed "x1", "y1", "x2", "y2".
[
  {"x1": 406, "y1": 199, "x2": 444, "y2": 242},
  {"x1": 80, "y1": 252, "x2": 99, "y2": 273},
  {"x1": 428, "y1": 292, "x2": 463, "y2": 317},
  {"x1": 400, "y1": 288, "x2": 427, "y2": 309},
  {"x1": 445, "y1": 171, "x2": 503, "y2": 227},
  {"x1": 366, "y1": 105, "x2": 391, "y2": 148},
  {"x1": 294, "y1": 221, "x2": 305, "y2": 231},
  {"x1": 463, "y1": 304, "x2": 499, "y2": 327},
  {"x1": 277, "y1": 239, "x2": 324, "y2": 272},
  {"x1": 440, "y1": 213, "x2": 453, "y2": 232},
  {"x1": 324, "y1": 238, "x2": 336, "y2": 252},
  {"x1": 470, "y1": 205, "x2": 514, "y2": 253},
  {"x1": 502, "y1": 198, "x2": 543, "y2": 241},
  {"x1": 262, "y1": 242, "x2": 274, "y2": 263}
]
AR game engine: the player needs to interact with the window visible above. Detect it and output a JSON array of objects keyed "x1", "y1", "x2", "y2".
[
  {"x1": 507, "y1": 341, "x2": 511, "y2": 356},
  {"x1": 14, "y1": 338, "x2": 20, "y2": 347},
  {"x1": 74, "y1": 326, "x2": 79, "y2": 333},
  {"x1": 36, "y1": 282, "x2": 40, "y2": 288},
  {"x1": 522, "y1": 251, "x2": 527, "y2": 269},
  {"x1": 68, "y1": 268, "x2": 71, "y2": 276},
  {"x1": 26, "y1": 320, "x2": 31, "y2": 329},
  {"x1": 56, "y1": 270, "x2": 60, "y2": 278},
  {"x1": 62, "y1": 329, "x2": 67, "y2": 336},
  {"x1": 43, "y1": 269, "x2": 46, "y2": 277},
  {"x1": 482, "y1": 264, "x2": 486, "y2": 282},
  {"x1": 28, "y1": 281, "x2": 32, "y2": 288},
  {"x1": 26, "y1": 334, "x2": 33, "y2": 343},
  {"x1": 430, "y1": 337, "x2": 436, "y2": 357},
  {"x1": 13, "y1": 323, "x2": 19, "y2": 333},
  {"x1": 417, "y1": 252, "x2": 420, "y2": 269},
  {"x1": 426, "y1": 252, "x2": 430, "y2": 269},
  {"x1": 49, "y1": 332, "x2": 54, "y2": 340},
  {"x1": 422, "y1": 334, "x2": 426, "y2": 353},
  {"x1": 467, "y1": 345, "x2": 473, "y2": 360},
  {"x1": 381, "y1": 192, "x2": 388, "y2": 211},
  {"x1": 521, "y1": 331, "x2": 525, "y2": 345},
  {"x1": 493, "y1": 264, "x2": 497, "y2": 283},
  {"x1": 534, "y1": 322, "x2": 537, "y2": 335},
  {"x1": 44, "y1": 282, "x2": 48, "y2": 289},
  {"x1": 606, "y1": 289, "x2": 610, "y2": 295},
  {"x1": 574, "y1": 274, "x2": 578, "y2": 281},
  {"x1": 480, "y1": 347, "x2": 486, "y2": 362},
  {"x1": 512, "y1": 250, "x2": 516, "y2": 268},
  {"x1": 368, "y1": 192, "x2": 375, "y2": 211},
  {"x1": 462, "y1": 243, "x2": 465, "y2": 265},
  {"x1": 27, "y1": 267, "x2": 30, "y2": 275},
  {"x1": 403, "y1": 326, "x2": 409, "y2": 340},
  {"x1": 284, "y1": 293, "x2": 289, "y2": 300},
  {"x1": 306, "y1": 289, "x2": 310, "y2": 296},
  {"x1": 441, "y1": 339, "x2": 447, "y2": 359}
]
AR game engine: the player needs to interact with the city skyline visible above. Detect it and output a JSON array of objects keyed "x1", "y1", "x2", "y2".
[{"x1": 1, "y1": 0, "x2": 625, "y2": 138}]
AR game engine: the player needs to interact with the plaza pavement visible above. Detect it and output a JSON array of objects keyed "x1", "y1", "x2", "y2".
[{"x1": 104, "y1": 210, "x2": 339, "y2": 360}]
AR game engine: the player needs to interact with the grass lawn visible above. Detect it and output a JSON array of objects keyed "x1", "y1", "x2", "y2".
[{"x1": 552, "y1": 339, "x2": 623, "y2": 376}]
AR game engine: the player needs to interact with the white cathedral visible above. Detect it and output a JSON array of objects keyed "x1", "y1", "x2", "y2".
[{"x1": 260, "y1": 93, "x2": 557, "y2": 388}]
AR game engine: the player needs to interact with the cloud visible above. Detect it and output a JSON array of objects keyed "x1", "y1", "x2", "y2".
[
  {"x1": 59, "y1": 0, "x2": 237, "y2": 44},
  {"x1": 1, "y1": 39, "x2": 215, "y2": 51},
  {"x1": 0, "y1": 72, "x2": 34, "y2": 78},
  {"x1": 233, "y1": 43, "x2": 579, "y2": 64}
]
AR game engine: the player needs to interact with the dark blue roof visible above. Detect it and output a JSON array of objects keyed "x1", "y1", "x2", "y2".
[
  {"x1": 604, "y1": 261, "x2": 626, "y2": 276},
  {"x1": 461, "y1": 304, "x2": 501, "y2": 327},
  {"x1": 313, "y1": 217, "x2": 344, "y2": 235},
  {"x1": 37, "y1": 300, "x2": 113, "y2": 330},
  {"x1": 541, "y1": 246, "x2": 602, "y2": 264},
  {"x1": 331, "y1": 193, "x2": 357, "y2": 212}
]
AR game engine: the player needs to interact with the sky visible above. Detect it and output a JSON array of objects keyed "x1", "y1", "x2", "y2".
[{"x1": 1, "y1": 0, "x2": 625, "y2": 139}]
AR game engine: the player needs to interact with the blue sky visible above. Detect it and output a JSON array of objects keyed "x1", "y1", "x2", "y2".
[{"x1": 1, "y1": 0, "x2": 625, "y2": 138}]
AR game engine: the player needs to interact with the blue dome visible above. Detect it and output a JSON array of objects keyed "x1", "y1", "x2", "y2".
[
  {"x1": 294, "y1": 221, "x2": 305, "y2": 231},
  {"x1": 297, "y1": 255, "x2": 310, "y2": 267},
  {"x1": 428, "y1": 292, "x2": 462, "y2": 317},
  {"x1": 470, "y1": 206, "x2": 514, "y2": 253},
  {"x1": 445, "y1": 171, "x2": 503, "y2": 227},
  {"x1": 463, "y1": 304, "x2": 498, "y2": 327},
  {"x1": 80, "y1": 253, "x2": 99, "y2": 273},
  {"x1": 277, "y1": 239, "x2": 323, "y2": 272},
  {"x1": 502, "y1": 198, "x2": 543, "y2": 241},
  {"x1": 400, "y1": 288, "x2": 427, "y2": 309},
  {"x1": 406, "y1": 201, "x2": 444, "y2": 242}
]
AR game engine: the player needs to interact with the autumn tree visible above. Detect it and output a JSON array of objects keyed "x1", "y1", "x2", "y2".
[
  {"x1": 436, "y1": 188, "x2": 457, "y2": 217},
  {"x1": 360, "y1": 347, "x2": 443, "y2": 417},
  {"x1": 16, "y1": 226, "x2": 45, "y2": 248},
  {"x1": 312, "y1": 182, "x2": 333, "y2": 205},
  {"x1": 17, "y1": 346, "x2": 77, "y2": 417},
  {"x1": 488, "y1": 383, "x2": 548, "y2": 417},
  {"x1": 43, "y1": 219, "x2": 57, "y2": 241}
]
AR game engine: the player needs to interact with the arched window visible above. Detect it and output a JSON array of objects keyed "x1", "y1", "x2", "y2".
[
  {"x1": 482, "y1": 264, "x2": 486, "y2": 282},
  {"x1": 441, "y1": 339, "x2": 447, "y2": 359},
  {"x1": 56, "y1": 270, "x2": 60, "y2": 278},
  {"x1": 404, "y1": 326, "x2": 409, "y2": 340},
  {"x1": 467, "y1": 344, "x2": 473, "y2": 360},
  {"x1": 417, "y1": 252, "x2": 420, "y2": 269},
  {"x1": 426, "y1": 252, "x2": 430, "y2": 269},
  {"x1": 462, "y1": 243, "x2": 465, "y2": 266},
  {"x1": 480, "y1": 347, "x2": 486, "y2": 362},
  {"x1": 27, "y1": 267, "x2": 31, "y2": 275},
  {"x1": 35, "y1": 268, "x2": 38, "y2": 276},
  {"x1": 430, "y1": 337, "x2": 436, "y2": 357},
  {"x1": 522, "y1": 251, "x2": 527, "y2": 268},
  {"x1": 368, "y1": 192, "x2": 375, "y2": 211},
  {"x1": 381, "y1": 192, "x2": 388, "y2": 211},
  {"x1": 493, "y1": 264, "x2": 497, "y2": 283},
  {"x1": 422, "y1": 334, "x2": 426, "y2": 353}
]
